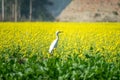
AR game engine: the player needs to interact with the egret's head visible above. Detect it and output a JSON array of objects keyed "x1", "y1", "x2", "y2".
[{"x1": 56, "y1": 31, "x2": 63, "y2": 35}]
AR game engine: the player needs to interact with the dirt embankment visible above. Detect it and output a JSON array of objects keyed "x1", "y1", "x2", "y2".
[{"x1": 56, "y1": 0, "x2": 120, "y2": 22}]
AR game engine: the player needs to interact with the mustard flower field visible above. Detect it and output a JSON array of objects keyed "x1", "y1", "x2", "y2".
[{"x1": 0, "y1": 22, "x2": 120, "y2": 80}]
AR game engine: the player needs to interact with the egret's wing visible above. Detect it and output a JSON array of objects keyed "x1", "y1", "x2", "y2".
[{"x1": 49, "y1": 39, "x2": 58, "y2": 53}]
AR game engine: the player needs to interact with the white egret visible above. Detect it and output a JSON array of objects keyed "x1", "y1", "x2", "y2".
[{"x1": 49, "y1": 31, "x2": 63, "y2": 54}]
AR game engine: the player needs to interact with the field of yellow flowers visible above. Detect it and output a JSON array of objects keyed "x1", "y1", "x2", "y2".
[{"x1": 0, "y1": 22, "x2": 120, "y2": 79}]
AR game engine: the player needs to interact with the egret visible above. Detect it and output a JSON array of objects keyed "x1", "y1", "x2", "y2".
[{"x1": 49, "y1": 31, "x2": 63, "y2": 54}]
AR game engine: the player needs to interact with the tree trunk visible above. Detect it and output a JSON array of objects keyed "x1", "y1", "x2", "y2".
[
  {"x1": 15, "y1": 0, "x2": 18, "y2": 22},
  {"x1": 12, "y1": 4, "x2": 15, "y2": 21},
  {"x1": 29, "y1": 0, "x2": 32, "y2": 21},
  {"x1": 18, "y1": 6, "x2": 21, "y2": 20},
  {"x1": 2, "y1": 0, "x2": 4, "y2": 21},
  {"x1": 18, "y1": 0, "x2": 21, "y2": 21}
]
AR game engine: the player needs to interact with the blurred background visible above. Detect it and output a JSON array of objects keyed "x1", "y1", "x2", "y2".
[{"x1": 0, "y1": 0, "x2": 120, "y2": 22}]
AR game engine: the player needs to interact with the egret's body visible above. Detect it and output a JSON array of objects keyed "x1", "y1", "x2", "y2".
[{"x1": 49, "y1": 31, "x2": 62, "y2": 54}]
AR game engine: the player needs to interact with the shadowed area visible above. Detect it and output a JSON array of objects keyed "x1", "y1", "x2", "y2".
[
  {"x1": 0, "y1": 0, "x2": 72, "y2": 21},
  {"x1": 45, "y1": 0, "x2": 72, "y2": 18}
]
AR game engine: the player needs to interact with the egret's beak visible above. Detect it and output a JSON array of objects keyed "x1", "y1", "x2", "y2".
[{"x1": 59, "y1": 31, "x2": 63, "y2": 33}]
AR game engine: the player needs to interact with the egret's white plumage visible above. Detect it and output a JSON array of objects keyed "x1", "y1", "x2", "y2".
[{"x1": 49, "y1": 31, "x2": 62, "y2": 54}]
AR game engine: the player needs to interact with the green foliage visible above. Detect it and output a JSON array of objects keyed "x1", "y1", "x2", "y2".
[{"x1": 0, "y1": 47, "x2": 120, "y2": 80}]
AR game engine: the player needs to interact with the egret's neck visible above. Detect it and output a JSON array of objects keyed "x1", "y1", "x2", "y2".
[{"x1": 56, "y1": 34, "x2": 59, "y2": 39}]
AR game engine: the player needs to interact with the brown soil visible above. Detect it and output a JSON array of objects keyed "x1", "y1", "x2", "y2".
[{"x1": 56, "y1": 0, "x2": 120, "y2": 22}]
